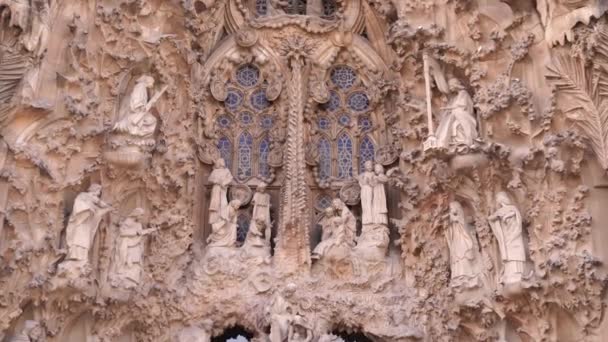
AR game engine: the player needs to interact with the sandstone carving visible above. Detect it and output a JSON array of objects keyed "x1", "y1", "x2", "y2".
[{"x1": 2, "y1": 0, "x2": 608, "y2": 341}]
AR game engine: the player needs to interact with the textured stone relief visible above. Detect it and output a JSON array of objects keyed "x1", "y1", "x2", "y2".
[{"x1": 1, "y1": 0, "x2": 608, "y2": 341}]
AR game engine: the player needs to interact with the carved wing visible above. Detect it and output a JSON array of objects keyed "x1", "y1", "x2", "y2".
[
  {"x1": 0, "y1": 49, "x2": 28, "y2": 125},
  {"x1": 546, "y1": 27, "x2": 608, "y2": 170}
]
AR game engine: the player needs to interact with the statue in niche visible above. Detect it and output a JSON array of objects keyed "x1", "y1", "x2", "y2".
[
  {"x1": 242, "y1": 218, "x2": 271, "y2": 261},
  {"x1": 446, "y1": 201, "x2": 481, "y2": 288},
  {"x1": 288, "y1": 315, "x2": 313, "y2": 342},
  {"x1": 207, "y1": 199, "x2": 241, "y2": 247},
  {"x1": 358, "y1": 161, "x2": 388, "y2": 227},
  {"x1": 10, "y1": 320, "x2": 45, "y2": 342},
  {"x1": 208, "y1": 158, "x2": 233, "y2": 226},
  {"x1": 249, "y1": 183, "x2": 271, "y2": 244},
  {"x1": 110, "y1": 208, "x2": 158, "y2": 289},
  {"x1": 331, "y1": 199, "x2": 357, "y2": 245},
  {"x1": 268, "y1": 283, "x2": 296, "y2": 342},
  {"x1": 489, "y1": 192, "x2": 527, "y2": 285},
  {"x1": 59, "y1": 184, "x2": 112, "y2": 275},
  {"x1": 435, "y1": 78, "x2": 478, "y2": 149},
  {"x1": 113, "y1": 75, "x2": 160, "y2": 139}
]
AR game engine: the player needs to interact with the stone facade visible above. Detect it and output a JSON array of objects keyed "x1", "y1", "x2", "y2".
[{"x1": 1, "y1": 0, "x2": 608, "y2": 341}]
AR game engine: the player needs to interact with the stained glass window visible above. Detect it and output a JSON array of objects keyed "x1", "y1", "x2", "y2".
[
  {"x1": 236, "y1": 64, "x2": 260, "y2": 88},
  {"x1": 337, "y1": 133, "x2": 353, "y2": 179},
  {"x1": 255, "y1": 0, "x2": 268, "y2": 16},
  {"x1": 359, "y1": 116, "x2": 372, "y2": 131},
  {"x1": 251, "y1": 89, "x2": 271, "y2": 111},
  {"x1": 217, "y1": 115, "x2": 232, "y2": 128},
  {"x1": 359, "y1": 135, "x2": 375, "y2": 172},
  {"x1": 217, "y1": 136, "x2": 232, "y2": 170},
  {"x1": 322, "y1": 91, "x2": 341, "y2": 112},
  {"x1": 318, "y1": 137, "x2": 331, "y2": 181},
  {"x1": 338, "y1": 114, "x2": 350, "y2": 126},
  {"x1": 347, "y1": 92, "x2": 369, "y2": 112},
  {"x1": 237, "y1": 132, "x2": 253, "y2": 180},
  {"x1": 318, "y1": 116, "x2": 331, "y2": 130},
  {"x1": 331, "y1": 66, "x2": 357, "y2": 90},
  {"x1": 240, "y1": 112, "x2": 253, "y2": 125},
  {"x1": 225, "y1": 89, "x2": 244, "y2": 111},
  {"x1": 261, "y1": 116, "x2": 274, "y2": 130},
  {"x1": 259, "y1": 137, "x2": 271, "y2": 178},
  {"x1": 236, "y1": 213, "x2": 250, "y2": 245},
  {"x1": 317, "y1": 195, "x2": 332, "y2": 210}
]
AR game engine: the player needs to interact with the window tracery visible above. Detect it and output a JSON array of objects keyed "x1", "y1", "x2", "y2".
[
  {"x1": 212, "y1": 63, "x2": 279, "y2": 183},
  {"x1": 312, "y1": 65, "x2": 376, "y2": 185},
  {"x1": 236, "y1": 213, "x2": 250, "y2": 246}
]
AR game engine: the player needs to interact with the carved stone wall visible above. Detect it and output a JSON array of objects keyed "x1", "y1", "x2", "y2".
[{"x1": 2, "y1": 0, "x2": 608, "y2": 341}]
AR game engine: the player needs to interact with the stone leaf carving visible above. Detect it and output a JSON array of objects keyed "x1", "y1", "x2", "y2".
[{"x1": 546, "y1": 26, "x2": 608, "y2": 170}]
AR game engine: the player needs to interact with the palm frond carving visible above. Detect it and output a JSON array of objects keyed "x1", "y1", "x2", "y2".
[
  {"x1": 0, "y1": 49, "x2": 28, "y2": 125},
  {"x1": 546, "y1": 27, "x2": 608, "y2": 171}
]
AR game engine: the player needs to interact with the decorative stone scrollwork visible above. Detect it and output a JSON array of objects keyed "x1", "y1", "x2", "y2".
[
  {"x1": 229, "y1": 184, "x2": 254, "y2": 206},
  {"x1": 235, "y1": 28, "x2": 258, "y2": 47},
  {"x1": 339, "y1": 180, "x2": 360, "y2": 206},
  {"x1": 375, "y1": 144, "x2": 399, "y2": 166}
]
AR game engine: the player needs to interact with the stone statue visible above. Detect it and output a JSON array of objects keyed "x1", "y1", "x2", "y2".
[
  {"x1": 113, "y1": 75, "x2": 160, "y2": 139},
  {"x1": 312, "y1": 206, "x2": 339, "y2": 260},
  {"x1": 110, "y1": 208, "x2": 157, "y2": 289},
  {"x1": 358, "y1": 161, "x2": 388, "y2": 226},
  {"x1": 61, "y1": 184, "x2": 112, "y2": 270},
  {"x1": 435, "y1": 78, "x2": 478, "y2": 149},
  {"x1": 489, "y1": 192, "x2": 526, "y2": 285},
  {"x1": 22, "y1": 0, "x2": 49, "y2": 57},
  {"x1": 207, "y1": 199, "x2": 241, "y2": 247},
  {"x1": 249, "y1": 183, "x2": 272, "y2": 244},
  {"x1": 10, "y1": 320, "x2": 44, "y2": 342},
  {"x1": 446, "y1": 201, "x2": 481, "y2": 288},
  {"x1": 208, "y1": 158, "x2": 233, "y2": 227},
  {"x1": 331, "y1": 199, "x2": 356, "y2": 246},
  {"x1": 288, "y1": 315, "x2": 313, "y2": 342},
  {"x1": 268, "y1": 283, "x2": 297, "y2": 342}
]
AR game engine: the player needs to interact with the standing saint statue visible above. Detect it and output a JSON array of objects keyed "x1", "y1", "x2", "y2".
[
  {"x1": 489, "y1": 192, "x2": 526, "y2": 285},
  {"x1": 208, "y1": 158, "x2": 233, "y2": 227},
  {"x1": 435, "y1": 78, "x2": 478, "y2": 149},
  {"x1": 207, "y1": 199, "x2": 241, "y2": 247},
  {"x1": 110, "y1": 208, "x2": 157, "y2": 289},
  {"x1": 113, "y1": 75, "x2": 161, "y2": 139},
  {"x1": 446, "y1": 201, "x2": 481, "y2": 287},
  {"x1": 372, "y1": 163, "x2": 388, "y2": 225},
  {"x1": 250, "y1": 183, "x2": 272, "y2": 244},
  {"x1": 268, "y1": 284, "x2": 297, "y2": 342},
  {"x1": 358, "y1": 161, "x2": 375, "y2": 226},
  {"x1": 62, "y1": 184, "x2": 112, "y2": 268}
]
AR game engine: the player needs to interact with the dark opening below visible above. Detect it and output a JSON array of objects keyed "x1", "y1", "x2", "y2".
[
  {"x1": 211, "y1": 326, "x2": 254, "y2": 342},
  {"x1": 332, "y1": 331, "x2": 374, "y2": 342}
]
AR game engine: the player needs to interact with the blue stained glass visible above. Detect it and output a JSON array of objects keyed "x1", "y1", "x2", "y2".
[
  {"x1": 251, "y1": 89, "x2": 271, "y2": 111},
  {"x1": 225, "y1": 89, "x2": 244, "y2": 111},
  {"x1": 318, "y1": 137, "x2": 331, "y2": 181},
  {"x1": 217, "y1": 115, "x2": 231, "y2": 128},
  {"x1": 318, "y1": 116, "x2": 330, "y2": 130},
  {"x1": 237, "y1": 132, "x2": 253, "y2": 180},
  {"x1": 359, "y1": 135, "x2": 375, "y2": 172},
  {"x1": 259, "y1": 137, "x2": 271, "y2": 178},
  {"x1": 236, "y1": 213, "x2": 250, "y2": 245},
  {"x1": 255, "y1": 0, "x2": 267, "y2": 16},
  {"x1": 323, "y1": 0, "x2": 337, "y2": 17},
  {"x1": 337, "y1": 134, "x2": 353, "y2": 179},
  {"x1": 240, "y1": 112, "x2": 253, "y2": 125},
  {"x1": 347, "y1": 92, "x2": 369, "y2": 112},
  {"x1": 338, "y1": 114, "x2": 350, "y2": 126},
  {"x1": 217, "y1": 137, "x2": 232, "y2": 170},
  {"x1": 322, "y1": 91, "x2": 340, "y2": 112},
  {"x1": 330, "y1": 66, "x2": 357, "y2": 90},
  {"x1": 261, "y1": 116, "x2": 274, "y2": 129},
  {"x1": 359, "y1": 116, "x2": 372, "y2": 131},
  {"x1": 236, "y1": 64, "x2": 260, "y2": 88},
  {"x1": 317, "y1": 195, "x2": 332, "y2": 210}
]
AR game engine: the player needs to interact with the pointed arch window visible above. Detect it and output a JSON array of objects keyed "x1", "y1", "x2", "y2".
[
  {"x1": 217, "y1": 137, "x2": 232, "y2": 170},
  {"x1": 359, "y1": 135, "x2": 375, "y2": 172},
  {"x1": 318, "y1": 137, "x2": 332, "y2": 181},
  {"x1": 237, "y1": 132, "x2": 253, "y2": 181},
  {"x1": 259, "y1": 137, "x2": 271, "y2": 178},
  {"x1": 337, "y1": 133, "x2": 353, "y2": 179}
]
